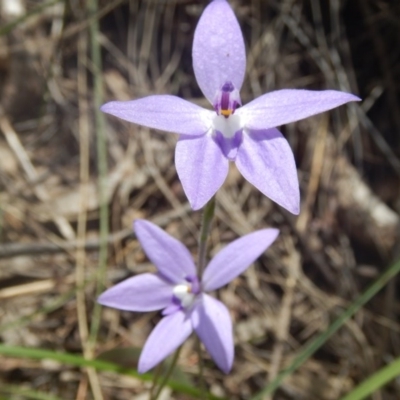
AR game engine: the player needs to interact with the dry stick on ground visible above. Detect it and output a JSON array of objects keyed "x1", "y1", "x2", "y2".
[{"x1": 0, "y1": 276, "x2": 74, "y2": 300}]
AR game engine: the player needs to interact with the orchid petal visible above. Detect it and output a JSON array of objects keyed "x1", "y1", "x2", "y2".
[
  {"x1": 235, "y1": 128, "x2": 300, "y2": 214},
  {"x1": 193, "y1": 0, "x2": 246, "y2": 104},
  {"x1": 134, "y1": 220, "x2": 196, "y2": 283},
  {"x1": 191, "y1": 294, "x2": 233, "y2": 373},
  {"x1": 138, "y1": 311, "x2": 192, "y2": 373},
  {"x1": 97, "y1": 273, "x2": 172, "y2": 312},
  {"x1": 175, "y1": 135, "x2": 228, "y2": 210},
  {"x1": 237, "y1": 89, "x2": 360, "y2": 130},
  {"x1": 101, "y1": 95, "x2": 213, "y2": 136},
  {"x1": 202, "y1": 229, "x2": 279, "y2": 291}
]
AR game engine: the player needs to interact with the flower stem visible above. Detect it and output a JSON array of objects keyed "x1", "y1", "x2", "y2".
[
  {"x1": 197, "y1": 196, "x2": 216, "y2": 278},
  {"x1": 151, "y1": 346, "x2": 182, "y2": 400},
  {"x1": 149, "y1": 362, "x2": 163, "y2": 398},
  {"x1": 195, "y1": 337, "x2": 207, "y2": 400},
  {"x1": 195, "y1": 197, "x2": 216, "y2": 400}
]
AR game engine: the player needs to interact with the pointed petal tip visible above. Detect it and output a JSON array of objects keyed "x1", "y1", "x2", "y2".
[
  {"x1": 281, "y1": 202, "x2": 300, "y2": 216},
  {"x1": 284, "y1": 201, "x2": 300, "y2": 215},
  {"x1": 97, "y1": 292, "x2": 108, "y2": 306},
  {"x1": 189, "y1": 197, "x2": 207, "y2": 211},
  {"x1": 137, "y1": 361, "x2": 150, "y2": 374},
  {"x1": 132, "y1": 218, "x2": 147, "y2": 232},
  {"x1": 97, "y1": 288, "x2": 119, "y2": 308},
  {"x1": 262, "y1": 227, "x2": 280, "y2": 240},
  {"x1": 340, "y1": 92, "x2": 361, "y2": 103},
  {"x1": 221, "y1": 363, "x2": 232, "y2": 374},
  {"x1": 99, "y1": 101, "x2": 113, "y2": 113},
  {"x1": 96, "y1": 293, "x2": 119, "y2": 309}
]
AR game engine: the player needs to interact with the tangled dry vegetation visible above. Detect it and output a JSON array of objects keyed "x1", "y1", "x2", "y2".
[{"x1": 0, "y1": 0, "x2": 399, "y2": 399}]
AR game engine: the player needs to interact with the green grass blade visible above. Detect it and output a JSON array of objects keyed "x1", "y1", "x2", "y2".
[
  {"x1": 339, "y1": 356, "x2": 400, "y2": 400},
  {"x1": 87, "y1": 0, "x2": 109, "y2": 348},
  {"x1": 0, "y1": 344, "x2": 226, "y2": 400},
  {"x1": 251, "y1": 258, "x2": 400, "y2": 399}
]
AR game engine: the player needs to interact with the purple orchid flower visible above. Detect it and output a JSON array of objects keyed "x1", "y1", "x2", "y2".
[
  {"x1": 98, "y1": 219, "x2": 279, "y2": 373},
  {"x1": 101, "y1": 0, "x2": 360, "y2": 214}
]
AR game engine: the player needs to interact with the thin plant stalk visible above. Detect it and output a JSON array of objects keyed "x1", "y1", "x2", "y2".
[
  {"x1": 0, "y1": 344, "x2": 226, "y2": 400},
  {"x1": 197, "y1": 196, "x2": 216, "y2": 277},
  {"x1": 195, "y1": 196, "x2": 216, "y2": 399},
  {"x1": 76, "y1": 20, "x2": 90, "y2": 356},
  {"x1": 151, "y1": 347, "x2": 183, "y2": 400},
  {"x1": 149, "y1": 361, "x2": 164, "y2": 398},
  {"x1": 87, "y1": 0, "x2": 108, "y2": 348},
  {"x1": 339, "y1": 356, "x2": 400, "y2": 400},
  {"x1": 195, "y1": 337, "x2": 207, "y2": 400},
  {"x1": 85, "y1": 0, "x2": 108, "y2": 398}
]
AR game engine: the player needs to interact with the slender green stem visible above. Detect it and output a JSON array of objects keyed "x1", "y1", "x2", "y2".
[
  {"x1": 149, "y1": 362, "x2": 164, "y2": 398},
  {"x1": 195, "y1": 337, "x2": 207, "y2": 400},
  {"x1": 339, "y1": 356, "x2": 400, "y2": 400},
  {"x1": 195, "y1": 197, "x2": 216, "y2": 399},
  {"x1": 151, "y1": 347, "x2": 182, "y2": 400},
  {"x1": 251, "y1": 258, "x2": 400, "y2": 399},
  {"x1": 197, "y1": 197, "x2": 216, "y2": 278},
  {"x1": 87, "y1": 0, "x2": 109, "y2": 349},
  {"x1": 0, "y1": 345, "x2": 226, "y2": 400}
]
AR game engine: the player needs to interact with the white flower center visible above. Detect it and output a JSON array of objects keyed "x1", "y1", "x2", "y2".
[
  {"x1": 212, "y1": 114, "x2": 242, "y2": 139},
  {"x1": 173, "y1": 284, "x2": 195, "y2": 308}
]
